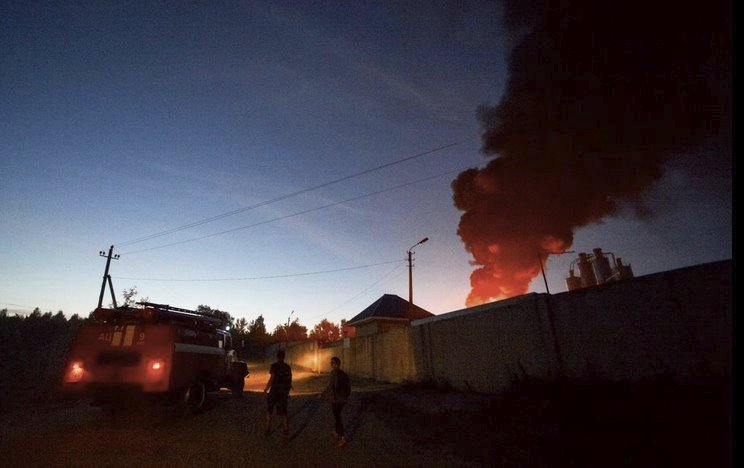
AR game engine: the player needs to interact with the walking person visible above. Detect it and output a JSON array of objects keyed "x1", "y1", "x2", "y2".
[
  {"x1": 264, "y1": 349, "x2": 292, "y2": 438},
  {"x1": 320, "y1": 356, "x2": 351, "y2": 447}
]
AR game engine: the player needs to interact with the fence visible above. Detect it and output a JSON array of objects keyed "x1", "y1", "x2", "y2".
[{"x1": 271, "y1": 260, "x2": 732, "y2": 394}]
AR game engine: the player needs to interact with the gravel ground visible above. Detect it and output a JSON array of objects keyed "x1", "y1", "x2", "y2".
[
  {"x1": 1, "y1": 364, "x2": 730, "y2": 467},
  {"x1": 0, "y1": 362, "x2": 483, "y2": 468}
]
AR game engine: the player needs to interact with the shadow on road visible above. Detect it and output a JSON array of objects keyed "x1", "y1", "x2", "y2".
[
  {"x1": 286, "y1": 397, "x2": 323, "y2": 441},
  {"x1": 345, "y1": 394, "x2": 373, "y2": 443},
  {"x1": 262, "y1": 393, "x2": 374, "y2": 444}
]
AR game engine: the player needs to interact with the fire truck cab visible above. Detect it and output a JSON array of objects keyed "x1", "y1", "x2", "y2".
[{"x1": 62, "y1": 302, "x2": 248, "y2": 412}]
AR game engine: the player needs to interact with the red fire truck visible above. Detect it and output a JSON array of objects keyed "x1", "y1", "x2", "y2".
[{"x1": 61, "y1": 302, "x2": 248, "y2": 412}]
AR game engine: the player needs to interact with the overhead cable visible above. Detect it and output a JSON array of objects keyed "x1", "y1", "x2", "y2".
[
  {"x1": 322, "y1": 263, "x2": 406, "y2": 317},
  {"x1": 121, "y1": 164, "x2": 478, "y2": 255},
  {"x1": 294, "y1": 262, "x2": 406, "y2": 328},
  {"x1": 116, "y1": 137, "x2": 474, "y2": 247},
  {"x1": 112, "y1": 259, "x2": 403, "y2": 282}
]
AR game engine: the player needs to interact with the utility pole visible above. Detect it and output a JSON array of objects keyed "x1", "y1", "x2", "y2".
[
  {"x1": 97, "y1": 245, "x2": 120, "y2": 309},
  {"x1": 408, "y1": 250, "x2": 413, "y2": 302},
  {"x1": 537, "y1": 250, "x2": 575, "y2": 295},
  {"x1": 407, "y1": 237, "x2": 429, "y2": 304},
  {"x1": 538, "y1": 252, "x2": 551, "y2": 295},
  {"x1": 536, "y1": 250, "x2": 574, "y2": 377}
]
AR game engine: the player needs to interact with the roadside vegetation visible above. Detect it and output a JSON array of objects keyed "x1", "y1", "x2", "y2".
[{"x1": 0, "y1": 308, "x2": 83, "y2": 408}]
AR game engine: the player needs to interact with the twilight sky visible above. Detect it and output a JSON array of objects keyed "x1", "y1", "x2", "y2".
[{"x1": 1, "y1": 1, "x2": 731, "y2": 331}]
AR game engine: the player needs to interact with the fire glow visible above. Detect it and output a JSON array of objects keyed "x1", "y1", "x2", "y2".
[{"x1": 452, "y1": 0, "x2": 731, "y2": 307}]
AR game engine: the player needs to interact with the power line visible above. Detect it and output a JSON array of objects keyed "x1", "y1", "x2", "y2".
[
  {"x1": 121, "y1": 164, "x2": 477, "y2": 255},
  {"x1": 116, "y1": 137, "x2": 474, "y2": 247},
  {"x1": 291, "y1": 263, "x2": 405, "y2": 328},
  {"x1": 112, "y1": 259, "x2": 403, "y2": 282},
  {"x1": 0, "y1": 303, "x2": 37, "y2": 310},
  {"x1": 322, "y1": 263, "x2": 406, "y2": 318}
]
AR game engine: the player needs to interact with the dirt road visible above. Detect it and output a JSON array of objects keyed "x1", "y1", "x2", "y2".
[
  {"x1": 1, "y1": 363, "x2": 729, "y2": 467},
  {"x1": 0, "y1": 362, "x2": 484, "y2": 467}
]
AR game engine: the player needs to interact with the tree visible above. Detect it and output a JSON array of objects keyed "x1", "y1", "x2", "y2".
[
  {"x1": 309, "y1": 319, "x2": 342, "y2": 344},
  {"x1": 53, "y1": 311, "x2": 66, "y2": 325},
  {"x1": 272, "y1": 318, "x2": 307, "y2": 342},
  {"x1": 247, "y1": 315, "x2": 270, "y2": 346},
  {"x1": 196, "y1": 304, "x2": 234, "y2": 329},
  {"x1": 340, "y1": 318, "x2": 355, "y2": 338},
  {"x1": 233, "y1": 317, "x2": 248, "y2": 335},
  {"x1": 230, "y1": 317, "x2": 250, "y2": 360},
  {"x1": 234, "y1": 314, "x2": 272, "y2": 360},
  {"x1": 0, "y1": 305, "x2": 83, "y2": 404},
  {"x1": 122, "y1": 286, "x2": 149, "y2": 307},
  {"x1": 248, "y1": 315, "x2": 268, "y2": 336}
]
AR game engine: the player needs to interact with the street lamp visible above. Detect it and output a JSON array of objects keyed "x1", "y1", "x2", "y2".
[
  {"x1": 284, "y1": 310, "x2": 294, "y2": 342},
  {"x1": 537, "y1": 251, "x2": 575, "y2": 295},
  {"x1": 407, "y1": 237, "x2": 429, "y2": 304}
]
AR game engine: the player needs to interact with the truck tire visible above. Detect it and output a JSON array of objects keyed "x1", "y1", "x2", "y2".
[
  {"x1": 231, "y1": 376, "x2": 244, "y2": 398},
  {"x1": 230, "y1": 361, "x2": 247, "y2": 398},
  {"x1": 183, "y1": 381, "x2": 206, "y2": 413}
]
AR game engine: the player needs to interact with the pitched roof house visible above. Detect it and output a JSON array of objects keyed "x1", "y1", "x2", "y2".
[{"x1": 346, "y1": 294, "x2": 434, "y2": 337}]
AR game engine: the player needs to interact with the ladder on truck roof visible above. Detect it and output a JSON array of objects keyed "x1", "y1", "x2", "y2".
[{"x1": 137, "y1": 301, "x2": 225, "y2": 327}]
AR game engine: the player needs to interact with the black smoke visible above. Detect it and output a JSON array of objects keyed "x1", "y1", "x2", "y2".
[{"x1": 453, "y1": 0, "x2": 732, "y2": 305}]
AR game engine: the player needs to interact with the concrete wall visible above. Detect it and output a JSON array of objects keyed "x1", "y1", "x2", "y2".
[
  {"x1": 268, "y1": 328, "x2": 415, "y2": 383},
  {"x1": 354, "y1": 320, "x2": 409, "y2": 337},
  {"x1": 273, "y1": 260, "x2": 732, "y2": 394},
  {"x1": 410, "y1": 260, "x2": 731, "y2": 392},
  {"x1": 354, "y1": 322, "x2": 378, "y2": 337},
  {"x1": 410, "y1": 294, "x2": 559, "y2": 392},
  {"x1": 550, "y1": 260, "x2": 733, "y2": 381}
]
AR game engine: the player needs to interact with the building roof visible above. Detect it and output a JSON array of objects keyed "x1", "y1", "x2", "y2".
[{"x1": 346, "y1": 294, "x2": 434, "y2": 326}]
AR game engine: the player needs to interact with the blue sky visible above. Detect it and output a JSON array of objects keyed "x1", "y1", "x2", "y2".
[{"x1": 1, "y1": 1, "x2": 731, "y2": 331}]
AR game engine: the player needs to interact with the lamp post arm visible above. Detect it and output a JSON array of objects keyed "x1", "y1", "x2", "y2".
[{"x1": 407, "y1": 237, "x2": 429, "y2": 304}]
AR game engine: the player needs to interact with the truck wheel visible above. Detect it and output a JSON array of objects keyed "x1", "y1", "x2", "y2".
[
  {"x1": 231, "y1": 377, "x2": 244, "y2": 398},
  {"x1": 184, "y1": 382, "x2": 206, "y2": 413}
]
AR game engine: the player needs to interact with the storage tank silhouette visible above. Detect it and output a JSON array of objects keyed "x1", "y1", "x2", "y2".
[
  {"x1": 566, "y1": 249, "x2": 634, "y2": 291},
  {"x1": 577, "y1": 253, "x2": 598, "y2": 288},
  {"x1": 565, "y1": 269, "x2": 583, "y2": 291},
  {"x1": 616, "y1": 257, "x2": 634, "y2": 280},
  {"x1": 591, "y1": 248, "x2": 613, "y2": 283}
]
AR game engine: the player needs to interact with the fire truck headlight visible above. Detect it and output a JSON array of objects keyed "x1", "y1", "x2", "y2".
[{"x1": 66, "y1": 361, "x2": 85, "y2": 383}]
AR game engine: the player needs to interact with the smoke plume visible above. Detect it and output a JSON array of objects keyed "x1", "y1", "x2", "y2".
[{"x1": 453, "y1": 0, "x2": 731, "y2": 306}]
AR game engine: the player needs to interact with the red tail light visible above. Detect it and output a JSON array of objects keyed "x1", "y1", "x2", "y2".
[
  {"x1": 147, "y1": 359, "x2": 165, "y2": 375},
  {"x1": 65, "y1": 360, "x2": 85, "y2": 383}
]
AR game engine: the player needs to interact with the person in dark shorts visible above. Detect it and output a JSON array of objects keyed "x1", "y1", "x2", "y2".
[
  {"x1": 320, "y1": 356, "x2": 351, "y2": 447},
  {"x1": 264, "y1": 349, "x2": 292, "y2": 437}
]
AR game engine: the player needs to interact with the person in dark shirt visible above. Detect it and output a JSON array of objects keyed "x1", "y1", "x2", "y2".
[
  {"x1": 320, "y1": 356, "x2": 351, "y2": 447},
  {"x1": 264, "y1": 349, "x2": 292, "y2": 438}
]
